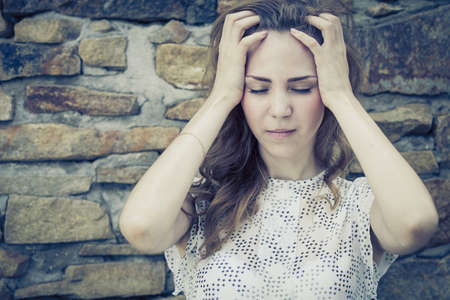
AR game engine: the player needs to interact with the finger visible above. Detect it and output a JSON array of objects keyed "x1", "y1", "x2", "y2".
[
  {"x1": 318, "y1": 13, "x2": 341, "y2": 23},
  {"x1": 239, "y1": 30, "x2": 268, "y2": 52},
  {"x1": 289, "y1": 28, "x2": 320, "y2": 54},
  {"x1": 232, "y1": 15, "x2": 261, "y2": 42},
  {"x1": 222, "y1": 11, "x2": 258, "y2": 45},
  {"x1": 305, "y1": 15, "x2": 340, "y2": 42}
]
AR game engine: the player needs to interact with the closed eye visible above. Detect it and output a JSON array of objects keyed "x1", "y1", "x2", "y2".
[
  {"x1": 249, "y1": 88, "x2": 268, "y2": 94},
  {"x1": 290, "y1": 88, "x2": 312, "y2": 93}
]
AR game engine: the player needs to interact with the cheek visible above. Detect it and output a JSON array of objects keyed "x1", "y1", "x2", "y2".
[
  {"x1": 302, "y1": 93, "x2": 324, "y2": 125},
  {"x1": 241, "y1": 96, "x2": 262, "y2": 127}
]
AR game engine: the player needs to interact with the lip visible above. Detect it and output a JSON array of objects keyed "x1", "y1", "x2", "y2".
[{"x1": 266, "y1": 129, "x2": 296, "y2": 138}]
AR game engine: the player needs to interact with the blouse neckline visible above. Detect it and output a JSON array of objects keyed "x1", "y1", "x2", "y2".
[{"x1": 267, "y1": 169, "x2": 326, "y2": 184}]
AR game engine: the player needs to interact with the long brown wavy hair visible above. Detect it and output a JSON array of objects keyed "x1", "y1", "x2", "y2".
[{"x1": 181, "y1": 0, "x2": 362, "y2": 261}]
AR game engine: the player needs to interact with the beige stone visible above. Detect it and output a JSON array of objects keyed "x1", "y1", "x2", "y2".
[
  {"x1": 96, "y1": 166, "x2": 148, "y2": 184},
  {"x1": 14, "y1": 18, "x2": 82, "y2": 43},
  {"x1": 365, "y1": 3, "x2": 404, "y2": 18},
  {"x1": 26, "y1": 85, "x2": 139, "y2": 116},
  {"x1": 0, "y1": 88, "x2": 13, "y2": 121},
  {"x1": 14, "y1": 261, "x2": 165, "y2": 299},
  {"x1": 370, "y1": 104, "x2": 433, "y2": 142},
  {"x1": 0, "y1": 248, "x2": 29, "y2": 277},
  {"x1": 156, "y1": 44, "x2": 209, "y2": 89},
  {"x1": 350, "y1": 151, "x2": 439, "y2": 174},
  {"x1": 165, "y1": 97, "x2": 206, "y2": 121},
  {"x1": 0, "y1": 175, "x2": 92, "y2": 196},
  {"x1": 424, "y1": 178, "x2": 450, "y2": 246},
  {"x1": 149, "y1": 20, "x2": 190, "y2": 44},
  {"x1": 79, "y1": 243, "x2": 158, "y2": 256},
  {"x1": 79, "y1": 36, "x2": 127, "y2": 68},
  {"x1": 90, "y1": 19, "x2": 112, "y2": 33},
  {"x1": 4, "y1": 195, "x2": 114, "y2": 244},
  {"x1": 0, "y1": 123, "x2": 179, "y2": 161}
]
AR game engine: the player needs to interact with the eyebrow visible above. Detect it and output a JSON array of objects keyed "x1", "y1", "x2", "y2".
[{"x1": 245, "y1": 75, "x2": 317, "y2": 82}]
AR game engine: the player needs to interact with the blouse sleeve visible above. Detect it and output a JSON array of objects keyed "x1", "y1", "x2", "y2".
[
  {"x1": 163, "y1": 174, "x2": 208, "y2": 296},
  {"x1": 351, "y1": 176, "x2": 400, "y2": 283}
]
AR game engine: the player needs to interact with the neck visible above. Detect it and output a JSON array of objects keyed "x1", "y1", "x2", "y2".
[{"x1": 259, "y1": 144, "x2": 323, "y2": 181}]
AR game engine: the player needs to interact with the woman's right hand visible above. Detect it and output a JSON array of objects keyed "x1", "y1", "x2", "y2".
[{"x1": 209, "y1": 10, "x2": 268, "y2": 108}]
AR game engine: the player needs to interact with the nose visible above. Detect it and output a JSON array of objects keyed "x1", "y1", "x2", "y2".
[{"x1": 268, "y1": 89, "x2": 292, "y2": 119}]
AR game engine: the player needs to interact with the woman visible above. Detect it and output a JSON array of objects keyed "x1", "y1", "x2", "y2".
[{"x1": 119, "y1": 0, "x2": 439, "y2": 299}]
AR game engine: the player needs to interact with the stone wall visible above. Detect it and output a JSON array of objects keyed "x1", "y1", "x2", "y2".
[{"x1": 0, "y1": 0, "x2": 448, "y2": 299}]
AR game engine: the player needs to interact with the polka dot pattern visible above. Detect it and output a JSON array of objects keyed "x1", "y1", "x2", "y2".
[{"x1": 164, "y1": 171, "x2": 399, "y2": 299}]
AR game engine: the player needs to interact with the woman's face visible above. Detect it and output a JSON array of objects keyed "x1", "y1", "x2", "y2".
[{"x1": 241, "y1": 30, "x2": 325, "y2": 162}]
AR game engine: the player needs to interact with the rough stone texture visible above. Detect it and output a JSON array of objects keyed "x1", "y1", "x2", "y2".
[
  {"x1": 0, "y1": 13, "x2": 12, "y2": 38},
  {"x1": 79, "y1": 243, "x2": 157, "y2": 256},
  {"x1": 435, "y1": 114, "x2": 450, "y2": 165},
  {"x1": 0, "y1": 248, "x2": 30, "y2": 277},
  {"x1": 26, "y1": 85, "x2": 139, "y2": 116},
  {"x1": 90, "y1": 19, "x2": 112, "y2": 33},
  {"x1": 14, "y1": 18, "x2": 82, "y2": 44},
  {"x1": 165, "y1": 97, "x2": 206, "y2": 121},
  {"x1": 4, "y1": 0, "x2": 216, "y2": 24},
  {"x1": 425, "y1": 178, "x2": 450, "y2": 247},
  {"x1": 0, "y1": 43, "x2": 81, "y2": 81},
  {"x1": 377, "y1": 255, "x2": 449, "y2": 300},
  {"x1": 4, "y1": 195, "x2": 114, "y2": 244},
  {"x1": 350, "y1": 151, "x2": 439, "y2": 174},
  {"x1": 148, "y1": 20, "x2": 190, "y2": 44},
  {"x1": 0, "y1": 123, "x2": 179, "y2": 161},
  {"x1": 0, "y1": 87, "x2": 14, "y2": 121},
  {"x1": 0, "y1": 162, "x2": 93, "y2": 196},
  {"x1": 156, "y1": 44, "x2": 209, "y2": 89},
  {"x1": 370, "y1": 103, "x2": 433, "y2": 142},
  {"x1": 354, "y1": 5, "x2": 450, "y2": 95},
  {"x1": 14, "y1": 260, "x2": 166, "y2": 299},
  {"x1": 78, "y1": 36, "x2": 127, "y2": 69},
  {"x1": 365, "y1": 3, "x2": 404, "y2": 18},
  {"x1": 96, "y1": 166, "x2": 148, "y2": 184},
  {"x1": 0, "y1": 279, "x2": 12, "y2": 300}
]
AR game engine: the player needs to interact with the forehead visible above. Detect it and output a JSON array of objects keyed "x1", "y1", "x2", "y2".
[{"x1": 246, "y1": 30, "x2": 316, "y2": 78}]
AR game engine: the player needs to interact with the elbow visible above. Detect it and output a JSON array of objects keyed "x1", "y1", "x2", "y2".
[{"x1": 406, "y1": 214, "x2": 440, "y2": 252}]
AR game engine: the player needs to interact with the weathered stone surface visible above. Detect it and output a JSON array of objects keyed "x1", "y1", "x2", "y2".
[
  {"x1": 156, "y1": 44, "x2": 209, "y2": 89},
  {"x1": 350, "y1": 151, "x2": 439, "y2": 174},
  {"x1": 0, "y1": 248, "x2": 30, "y2": 277},
  {"x1": 14, "y1": 260, "x2": 166, "y2": 299},
  {"x1": 0, "y1": 43, "x2": 81, "y2": 81},
  {"x1": 370, "y1": 104, "x2": 433, "y2": 142},
  {"x1": 0, "y1": 162, "x2": 93, "y2": 196},
  {"x1": 79, "y1": 36, "x2": 127, "y2": 69},
  {"x1": 376, "y1": 255, "x2": 449, "y2": 300},
  {"x1": 4, "y1": 0, "x2": 216, "y2": 24},
  {"x1": 90, "y1": 19, "x2": 112, "y2": 33},
  {"x1": 365, "y1": 3, "x2": 404, "y2": 18},
  {"x1": 354, "y1": 5, "x2": 450, "y2": 95},
  {"x1": 4, "y1": 195, "x2": 114, "y2": 244},
  {"x1": 79, "y1": 243, "x2": 155, "y2": 256},
  {"x1": 96, "y1": 166, "x2": 148, "y2": 184},
  {"x1": 425, "y1": 178, "x2": 450, "y2": 246},
  {"x1": 0, "y1": 123, "x2": 179, "y2": 161},
  {"x1": 165, "y1": 97, "x2": 206, "y2": 121},
  {"x1": 148, "y1": 20, "x2": 190, "y2": 44},
  {"x1": 435, "y1": 114, "x2": 450, "y2": 165},
  {"x1": 0, "y1": 279, "x2": 12, "y2": 300},
  {"x1": 26, "y1": 85, "x2": 139, "y2": 116},
  {"x1": 0, "y1": 88, "x2": 14, "y2": 121},
  {"x1": 14, "y1": 18, "x2": 82, "y2": 43},
  {"x1": 0, "y1": 13, "x2": 12, "y2": 38}
]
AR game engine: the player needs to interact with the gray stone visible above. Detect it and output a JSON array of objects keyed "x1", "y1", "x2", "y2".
[
  {"x1": 424, "y1": 178, "x2": 450, "y2": 247},
  {"x1": 79, "y1": 243, "x2": 155, "y2": 256},
  {"x1": 0, "y1": 279, "x2": 12, "y2": 300},
  {"x1": 4, "y1": 195, "x2": 114, "y2": 244},
  {"x1": 14, "y1": 18, "x2": 82, "y2": 43},
  {"x1": 435, "y1": 114, "x2": 450, "y2": 164},
  {"x1": 393, "y1": 135, "x2": 434, "y2": 152},
  {"x1": 101, "y1": 187, "x2": 132, "y2": 237},
  {"x1": 90, "y1": 19, "x2": 112, "y2": 33},
  {"x1": 0, "y1": 42, "x2": 80, "y2": 81},
  {"x1": 365, "y1": 3, "x2": 404, "y2": 18},
  {"x1": 0, "y1": 248, "x2": 29, "y2": 277},
  {"x1": 26, "y1": 85, "x2": 139, "y2": 116},
  {"x1": 0, "y1": 88, "x2": 14, "y2": 121},
  {"x1": 149, "y1": 20, "x2": 190, "y2": 44},
  {"x1": 14, "y1": 260, "x2": 166, "y2": 299},
  {"x1": 354, "y1": 5, "x2": 450, "y2": 95}
]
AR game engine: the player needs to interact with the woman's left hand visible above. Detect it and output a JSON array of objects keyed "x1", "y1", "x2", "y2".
[{"x1": 289, "y1": 13, "x2": 354, "y2": 109}]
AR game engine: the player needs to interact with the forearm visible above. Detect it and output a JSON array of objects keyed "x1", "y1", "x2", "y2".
[
  {"x1": 120, "y1": 95, "x2": 234, "y2": 241},
  {"x1": 328, "y1": 92, "x2": 439, "y2": 239}
]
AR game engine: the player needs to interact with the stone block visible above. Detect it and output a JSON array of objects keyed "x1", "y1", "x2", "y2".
[
  {"x1": 96, "y1": 166, "x2": 148, "y2": 184},
  {"x1": 4, "y1": 195, "x2": 114, "y2": 244},
  {"x1": 78, "y1": 36, "x2": 127, "y2": 69},
  {"x1": 14, "y1": 260, "x2": 166, "y2": 299},
  {"x1": 365, "y1": 3, "x2": 404, "y2": 18},
  {"x1": 0, "y1": 88, "x2": 13, "y2": 121},
  {"x1": 156, "y1": 44, "x2": 209, "y2": 90},
  {"x1": 90, "y1": 19, "x2": 112, "y2": 33},
  {"x1": 0, "y1": 42, "x2": 80, "y2": 81},
  {"x1": 354, "y1": 5, "x2": 450, "y2": 95},
  {"x1": 14, "y1": 18, "x2": 82, "y2": 43},
  {"x1": 79, "y1": 243, "x2": 157, "y2": 256},
  {"x1": 0, "y1": 248, "x2": 29, "y2": 277},
  {"x1": 435, "y1": 114, "x2": 450, "y2": 164},
  {"x1": 165, "y1": 97, "x2": 206, "y2": 121},
  {"x1": 350, "y1": 151, "x2": 439, "y2": 174},
  {"x1": 0, "y1": 123, "x2": 179, "y2": 161},
  {"x1": 149, "y1": 20, "x2": 190, "y2": 44},
  {"x1": 0, "y1": 279, "x2": 12, "y2": 300},
  {"x1": 425, "y1": 178, "x2": 450, "y2": 246},
  {"x1": 370, "y1": 103, "x2": 433, "y2": 142},
  {"x1": 26, "y1": 85, "x2": 139, "y2": 116}
]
